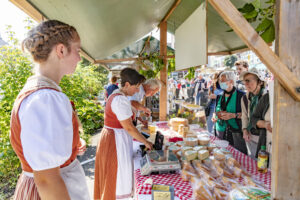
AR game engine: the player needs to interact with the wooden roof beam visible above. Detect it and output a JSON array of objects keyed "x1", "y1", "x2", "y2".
[
  {"x1": 208, "y1": 0, "x2": 300, "y2": 101},
  {"x1": 95, "y1": 57, "x2": 139, "y2": 64},
  {"x1": 158, "y1": 0, "x2": 181, "y2": 27},
  {"x1": 207, "y1": 43, "x2": 272, "y2": 56},
  {"x1": 80, "y1": 49, "x2": 95, "y2": 63},
  {"x1": 10, "y1": 0, "x2": 45, "y2": 22},
  {"x1": 95, "y1": 55, "x2": 175, "y2": 64},
  {"x1": 98, "y1": 63, "x2": 110, "y2": 71}
]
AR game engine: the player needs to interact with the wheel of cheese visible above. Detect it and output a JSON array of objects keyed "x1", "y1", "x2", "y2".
[
  {"x1": 197, "y1": 135, "x2": 210, "y2": 145},
  {"x1": 169, "y1": 118, "x2": 188, "y2": 131}
]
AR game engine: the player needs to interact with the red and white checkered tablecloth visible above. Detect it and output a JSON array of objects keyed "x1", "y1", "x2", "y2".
[
  {"x1": 134, "y1": 127, "x2": 271, "y2": 200},
  {"x1": 134, "y1": 169, "x2": 193, "y2": 200},
  {"x1": 210, "y1": 136, "x2": 271, "y2": 190}
]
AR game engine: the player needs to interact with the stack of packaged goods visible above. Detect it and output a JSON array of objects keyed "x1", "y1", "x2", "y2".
[{"x1": 177, "y1": 139, "x2": 270, "y2": 200}]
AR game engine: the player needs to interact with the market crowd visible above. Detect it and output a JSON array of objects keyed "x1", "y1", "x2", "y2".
[{"x1": 168, "y1": 60, "x2": 273, "y2": 163}]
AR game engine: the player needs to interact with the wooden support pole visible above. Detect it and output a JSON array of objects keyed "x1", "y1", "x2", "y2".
[
  {"x1": 159, "y1": 21, "x2": 168, "y2": 121},
  {"x1": 272, "y1": 1, "x2": 300, "y2": 199},
  {"x1": 207, "y1": 0, "x2": 300, "y2": 102}
]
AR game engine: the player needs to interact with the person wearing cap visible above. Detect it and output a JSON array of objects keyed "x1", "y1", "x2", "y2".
[
  {"x1": 240, "y1": 67, "x2": 268, "y2": 159},
  {"x1": 235, "y1": 60, "x2": 249, "y2": 91}
]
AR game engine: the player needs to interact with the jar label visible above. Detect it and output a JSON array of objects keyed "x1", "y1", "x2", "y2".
[{"x1": 258, "y1": 157, "x2": 268, "y2": 169}]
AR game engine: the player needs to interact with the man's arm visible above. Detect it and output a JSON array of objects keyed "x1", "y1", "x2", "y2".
[{"x1": 131, "y1": 100, "x2": 151, "y2": 115}]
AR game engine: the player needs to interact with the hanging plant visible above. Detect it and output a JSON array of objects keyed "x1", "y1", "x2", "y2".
[
  {"x1": 167, "y1": 52, "x2": 176, "y2": 76},
  {"x1": 227, "y1": 0, "x2": 276, "y2": 43},
  {"x1": 139, "y1": 51, "x2": 175, "y2": 79},
  {"x1": 185, "y1": 67, "x2": 196, "y2": 80}
]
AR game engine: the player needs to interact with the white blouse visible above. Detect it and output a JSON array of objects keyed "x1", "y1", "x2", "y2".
[
  {"x1": 111, "y1": 90, "x2": 133, "y2": 122},
  {"x1": 19, "y1": 89, "x2": 73, "y2": 171}
]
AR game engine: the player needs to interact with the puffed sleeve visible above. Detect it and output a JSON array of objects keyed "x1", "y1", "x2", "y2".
[
  {"x1": 111, "y1": 95, "x2": 133, "y2": 121},
  {"x1": 19, "y1": 89, "x2": 73, "y2": 171}
]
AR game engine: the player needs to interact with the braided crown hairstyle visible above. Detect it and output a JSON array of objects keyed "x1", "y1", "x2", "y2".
[{"x1": 22, "y1": 20, "x2": 80, "y2": 63}]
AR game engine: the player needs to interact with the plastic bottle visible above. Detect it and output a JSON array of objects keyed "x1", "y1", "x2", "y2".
[{"x1": 257, "y1": 145, "x2": 268, "y2": 173}]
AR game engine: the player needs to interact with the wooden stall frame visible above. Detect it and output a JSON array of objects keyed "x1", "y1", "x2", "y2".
[
  {"x1": 159, "y1": 21, "x2": 168, "y2": 121},
  {"x1": 272, "y1": 0, "x2": 300, "y2": 199}
]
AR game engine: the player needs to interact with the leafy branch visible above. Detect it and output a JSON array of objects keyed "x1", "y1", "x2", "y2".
[
  {"x1": 139, "y1": 51, "x2": 176, "y2": 79},
  {"x1": 227, "y1": 0, "x2": 276, "y2": 43}
]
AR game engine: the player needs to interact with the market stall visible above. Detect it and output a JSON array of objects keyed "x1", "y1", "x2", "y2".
[
  {"x1": 133, "y1": 121, "x2": 271, "y2": 200},
  {"x1": 10, "y1": 0, "x2": 300, "y2": 198}
]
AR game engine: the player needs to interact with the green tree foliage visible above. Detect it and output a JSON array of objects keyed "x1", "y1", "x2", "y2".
[
  {"x1": 227, "y1": 0, "x2": 276, "y2": 43},
  {"x1": 224, "y1": 55, "x2": 238, "y2": 68},
  {"x1": 60, "y1": 63, "x2": 107, "y2": 135},
  {"x1": 0, "y1": 28, "x2": 107, "y2": 198},
  {"x1": 0, "y1": 43, "x2": 32, "y2": 199}
]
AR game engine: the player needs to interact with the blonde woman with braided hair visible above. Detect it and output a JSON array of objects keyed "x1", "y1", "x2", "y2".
[{"x1": 10, "y1": 20, "x2": 89, "y2": 200}]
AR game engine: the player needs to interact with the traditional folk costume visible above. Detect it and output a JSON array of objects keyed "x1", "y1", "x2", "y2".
[
  {"x1": 10, "y1": 75, "x2": 89, "y2": 200},
  {"x1": 94, "y1": 89, "x2": 134, "y2": 200}
]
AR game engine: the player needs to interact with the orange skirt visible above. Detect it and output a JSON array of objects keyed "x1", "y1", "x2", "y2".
[
  {"x1": 13, "y1": 173, "x2": 40, "y2": 200},
  {"x1": 94, "y1": 128, "x2": 118, "y2": 200}
]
